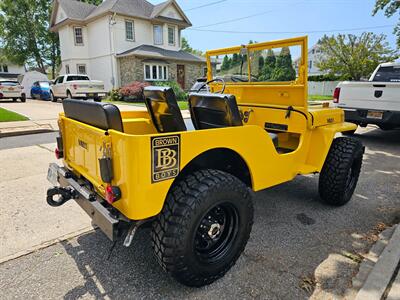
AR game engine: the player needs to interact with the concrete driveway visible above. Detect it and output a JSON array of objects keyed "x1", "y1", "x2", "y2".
[{"x1": 0, "y1": 127, "x2": 399, "y2": 299}]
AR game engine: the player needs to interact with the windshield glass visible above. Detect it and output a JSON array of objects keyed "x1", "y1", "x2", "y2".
[
  {"x1": 39, "y1": 82, "x2": 50, "y2": 88},
  {"x1": 66, "y1": 75, "x2": 89, "y2": 81},
  {"x1": 208, "y1": 43, "x2": 301, "y2": 83},
  {"x1": 372, "y1": 66, "x2": 400, "y2": 82}
]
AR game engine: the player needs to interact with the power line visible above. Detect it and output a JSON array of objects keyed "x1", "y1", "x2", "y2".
[
  {"x1": 193, "y1": 9, "x2": 275, "y2": 28},
  {"x1": 191, "y1": 1, "x2": 303, "y2": 29},
  {"x1": 185, "y1": 0, "x2": 228, "y2": 12},
  {"x1": 187, "y1": 24, "x2": 395, "y2": 34}
]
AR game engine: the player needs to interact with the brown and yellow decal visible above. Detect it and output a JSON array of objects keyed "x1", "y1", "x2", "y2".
[{"x1": 151, "y1": 135, "x2": 180, "y2": 183}]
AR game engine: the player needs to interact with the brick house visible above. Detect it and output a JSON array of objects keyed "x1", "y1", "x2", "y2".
[{"x1": 50, "y1": 0, "x2": 206, "y2": 91}]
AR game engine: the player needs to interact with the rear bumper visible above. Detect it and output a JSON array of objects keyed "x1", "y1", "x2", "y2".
[
  {"x1": 342, "y1": 108, "x2": 400, "y2": 128},
  {"x1": 73, "y1": 92, "x2": 107, "y2": 98},
  {"x1": 46, "y1": 163, "x2": 119, "y2": 241}
]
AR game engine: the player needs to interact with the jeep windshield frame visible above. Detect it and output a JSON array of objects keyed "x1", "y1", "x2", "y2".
[{"x1": 205, "y1": 36, "x2": 309, "y2": 109}]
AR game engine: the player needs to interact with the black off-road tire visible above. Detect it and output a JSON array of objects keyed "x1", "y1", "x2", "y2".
[
  {"x1": 319, "y1": 137, "x2": 364, "y2": 206},
  {"x1": 151, "y1": 169, "x2": 254, "y2": 287}
]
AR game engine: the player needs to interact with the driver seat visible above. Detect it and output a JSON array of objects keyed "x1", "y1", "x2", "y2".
[{"x1": 188, "y1": 92, "x2": 242, "y2": 129}]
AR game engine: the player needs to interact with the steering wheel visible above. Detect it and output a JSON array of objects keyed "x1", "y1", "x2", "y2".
[{"x1": 197, "y1": 78, "x2": 226, "y2": 94}]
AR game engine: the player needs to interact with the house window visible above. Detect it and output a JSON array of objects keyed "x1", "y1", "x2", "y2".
[
  {"x1": 2, "y1": 65, "x2": 8, "y2": 73},
  {"x1": 74, "y1": 27, "x2": 83, "y2": 45},
  {"x1": 77, "y1": 64, "x2": 86, "y2": 74},
  {"x1": 65, "y1": 64, "x2": 70, "y2": 74},
  {"x1": 125, "y1": 20, "x2": 135, "y2": 41},
  {"x1": 168, "y1": 26, "x2": 175, "y2": 45},
  {"x1": 153, "y1": 25, "x2": 163, "y2": 45},
  {"x1": 309, "y1": 60, "x2": 313, "y2": 69},
  {"x1": 203, "y1": 67, "x2": 207, "y2": 77},
  {"x1": 144, "y1": 64, "x2": 168, "y2": 81}
]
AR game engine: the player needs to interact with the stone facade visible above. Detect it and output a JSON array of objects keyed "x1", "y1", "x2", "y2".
[{"x1": 118, "y1": 55, "x2": 206, "y2": 90}]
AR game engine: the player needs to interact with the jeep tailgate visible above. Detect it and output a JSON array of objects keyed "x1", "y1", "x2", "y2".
[{"x1": 60, "y1": 115, "x2": 109, "y2": 192}]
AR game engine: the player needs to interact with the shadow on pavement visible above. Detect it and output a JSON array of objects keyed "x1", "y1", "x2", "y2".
[{"x1": 60, "y1": 128, "x2": 400, "y2": 299}]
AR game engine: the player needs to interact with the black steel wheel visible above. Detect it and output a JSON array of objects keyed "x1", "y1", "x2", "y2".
[
  {"x1": 319, "y1": 137, "x2": 364, "y2": 206},
  {"x1": 151, "y1": 169, "x2": 253, "y2": 287}
]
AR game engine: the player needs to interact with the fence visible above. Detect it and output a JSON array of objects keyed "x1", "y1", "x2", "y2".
[{"x1": 308, "y1": 81, "x2": 340, "y2": 96}]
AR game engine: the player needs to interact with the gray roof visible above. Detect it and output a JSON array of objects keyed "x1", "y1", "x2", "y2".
[
  {"x1": 117, "y1": 44, "x2": 205, "y2": 63},
  {"x1": 58, "y1": 0, "x2": 97, "y2": 20},
  {"x1": 53, "y1": 0, "x2": 191, "y2": 27}
]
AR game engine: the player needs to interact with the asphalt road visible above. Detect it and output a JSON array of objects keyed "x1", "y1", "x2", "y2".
[
  {"x1": 1, "y1": 128, "x2": 399, "y2": 299},
  {"x1": 0, "y1": 132, "x2": 59, "y2": 150}
]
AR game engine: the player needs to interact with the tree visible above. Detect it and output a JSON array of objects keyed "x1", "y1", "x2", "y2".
[
  {"x1": 259, "y1": 49, "x2": 276, "y2": 81},
  {"x1": 258, "y1": 56, "x2": 264, "y2": 70},
  {"x1": 181, "y1": 37, "x2": 203, "y2": 56},
  {"x1": 0, "y1": 0, "x2": 106, "y2": 77},
  {"x1": 221, "y1": 55, "x2": 231, "y2": 71},
  {"x1": 373, "y1": 0, "x2": 400, "y2": 47},
  {"x1": 270, "y1": 47, "x2": 296, "y2": 81},
  {"x1": 317, "y1": 33, "x2": 398, "y2": 80}
]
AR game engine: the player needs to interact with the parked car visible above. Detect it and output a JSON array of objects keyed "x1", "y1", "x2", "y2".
[
  {"x1": 51, "y1": 74, "x2": 106, "y2": 102},
  {"x1": 30, "y1": 81, "x2": 52, "y2": 100},
  {"x1": 0, "y1": 80, "x2": 26, "y2": 102},
  {"x1": 335, "y1": 62, "x2": 400, "y2": 133}
]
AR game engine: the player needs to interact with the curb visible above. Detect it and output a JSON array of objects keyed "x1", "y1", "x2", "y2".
[
  {"x1": 0, "y1": 127, "x2": 56, "y2": 138},
  {"x1": 355, "y1": 225, "x2": 400, "y2": 300}
]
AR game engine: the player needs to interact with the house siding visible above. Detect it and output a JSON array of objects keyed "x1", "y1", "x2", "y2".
[{"x1": 118, "y1": 55, "x2": 205, "y2": 90}]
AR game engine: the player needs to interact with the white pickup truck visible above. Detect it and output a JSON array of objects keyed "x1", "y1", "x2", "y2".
[
  {"x1": 334, "y1": 62, "x2": 400, "y2": 132},
  {"x1": 51, "y1": 74, "x2": 106, "y2": 102}
]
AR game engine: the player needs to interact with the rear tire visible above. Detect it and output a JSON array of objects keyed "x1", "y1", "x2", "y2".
[
  {"x1": 319, "y1": 137, "x2": 364, "y2": 206},
  {"x1": 20, "y1": 93, "x2": 26, "y2": 102},
  {"x1": 151, "y1": 169, "x2": 253, "y2": 287}
]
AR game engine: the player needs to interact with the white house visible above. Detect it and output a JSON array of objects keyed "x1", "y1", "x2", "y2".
[
  {"x1": 50, "y1": 0, "x2": 207, "y2": 91},
  {"x1": 0, "y1": 52, "x2": 26, "y2": 80},
  {"x1": 294, "y1": 44, "x2": 326, "y2": 76}
]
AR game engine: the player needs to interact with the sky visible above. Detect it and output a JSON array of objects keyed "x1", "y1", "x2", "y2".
[{"x1": 152, "y1": 0, "x2": 399, "y2": 52}]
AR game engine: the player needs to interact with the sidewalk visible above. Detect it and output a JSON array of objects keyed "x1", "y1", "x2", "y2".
[{"x1": 351, "y1": 224, "x2": 400, "y2": 300}]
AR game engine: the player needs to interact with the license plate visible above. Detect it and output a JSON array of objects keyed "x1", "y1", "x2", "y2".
[
  {"x1": 47, "y1": 163, "x2": 59, "y2": 186},
  {"x1": 367, "y1": 111, "x2": 383, "y2": 119}
]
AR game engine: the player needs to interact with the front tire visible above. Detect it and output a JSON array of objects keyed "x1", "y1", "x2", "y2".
[
  {"x1": 20, "y1": 93, "x2": 26, "y2": 102},
  {"x1": 319, "y1": 137, "x2": 364, "y2": 206},
  {"x1": 151, "y1": 169, "x2": 254, "y2": 287}
]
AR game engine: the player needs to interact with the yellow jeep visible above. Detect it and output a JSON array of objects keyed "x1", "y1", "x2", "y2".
[{"x1": 46, "y1": 36, "x2": 364, "y2": 287}]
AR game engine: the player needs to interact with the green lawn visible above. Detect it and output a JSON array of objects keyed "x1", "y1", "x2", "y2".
[
  {"x1": 104, "y1": 99, "x2": 189, "y2": 110},
  {"x1": 308, "y1": 95, "x2": 333, "y2": 101},
  {"x1": 0, "y1": 107, "x2": 29, "y2": 122}
]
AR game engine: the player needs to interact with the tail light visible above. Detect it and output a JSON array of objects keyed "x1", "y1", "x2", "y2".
[
  {"x1": 55, "y1": 147, "x2": 63, "y2": 159},
  {"x1": 333, "y1": 87, "x2": 341, "y2": 103},
  {"x1": 55, "y1": 136, "x2": 63, "y2": 159},
  {"x1": 0, "y1": 93, "x2": 3, "y2": 98},
  {"x1": 73, "y1": 84, "x2": 78, "y2": 89},
  {"x1": 105, "y1": 185, "x2": 121, "y2": 204}
]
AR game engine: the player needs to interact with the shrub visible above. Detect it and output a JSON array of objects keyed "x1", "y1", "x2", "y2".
[
  {"x1": 108, "y1": 88, "x2": 122, "y2": 102},
  {"x1": 120, "y1": 81, "x2": 150, "y2": 100},
  {"x1": 153, "y1": 81, "x2": 187, "y2": 101}
]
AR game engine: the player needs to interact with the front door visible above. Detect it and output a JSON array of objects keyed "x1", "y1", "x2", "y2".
[{"x1": 177, "y1": 64, "x2": 185, "y2": 89}]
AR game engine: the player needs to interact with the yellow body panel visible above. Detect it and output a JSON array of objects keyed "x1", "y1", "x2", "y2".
[{"x1": 59, "y1": 36, "x2": 356, "y2": 220}]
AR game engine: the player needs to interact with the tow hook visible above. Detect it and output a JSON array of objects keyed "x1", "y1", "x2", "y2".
[{"x1": 46, "y1": 187, "x2": 77, "y2": 207}]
